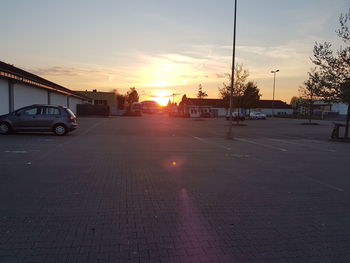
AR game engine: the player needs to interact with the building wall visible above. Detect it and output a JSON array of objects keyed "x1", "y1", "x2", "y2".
[
  {"x1": 50, "y1": 92, "x2": 68, "y2": 107},
  {"x1": 211, "y1": 107, "x2": 227, "y2": 117},
  {"x1": 14, "y1": 83, "x2": 48, "y2": 110},
  {"x1": 76, "y1": 91, "x2": 117, "y2": 106},
  {"x1": 332, "y1": 103, "x2": 348, "y2": 115},
  {"x1": 258, "y1": 108, "x2": 293, "y2": 116},
  {"x1": 187, "y1": 106, "x2": 211, "y2": 117},
  {"x1": 68, "y1": 97, "x2": 83, "y2": 114},
  {"x1": 1, "y1": 80, "x2": 84, "y2": 114},
  {"x1": 0, "y1": 79, "x2": 9, "y2": 115}
]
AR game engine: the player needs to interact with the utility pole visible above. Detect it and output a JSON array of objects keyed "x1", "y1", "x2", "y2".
[
  {"x1": 271, "y1": 69, "x2": 279, "y2": 118},
  {"x1": 227, "y1": 0, "x2": 238, "y2": 140}
]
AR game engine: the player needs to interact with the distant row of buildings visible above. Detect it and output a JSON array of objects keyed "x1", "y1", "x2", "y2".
[
  {"x1": 179, "y1": 98, "x2": 293, "y2": 118},
  {"x1": 297, "y1": 100, "x2": 348, "y2": 116},
  {"x1": 0, "y1": 61, "x2": 348, "y2": 118}
]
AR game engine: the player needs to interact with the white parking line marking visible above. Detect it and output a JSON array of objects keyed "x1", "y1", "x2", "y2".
[
  {"x1": 236, "y1": 138, "x2": 287, "y2": 152},
  {"x1": 267, "y1": 138, "x2": 337, "y2": 153},
  {"x1": 192, "y1": 136, "x2": 232, "y2": 151},
  {"x1": 302, "y1": 176, "x2": 344, "y2": 192},
  {"x1": 268, "y1": 138, "x2": 305, "y2": 146},
  {"x1": 227, "y1": 153, "x2": 250, "y2": 158},
  {"x1": 4, "y1": 150, "x2": 28, "y2": 154}
]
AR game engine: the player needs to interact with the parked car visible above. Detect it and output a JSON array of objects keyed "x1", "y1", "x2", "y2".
[
  {"x1": 0, "y1": 105, "x2": 77, "y2": 136},
  {"x1": 250, "y1": 112, "x2": 266, "y2": 120},
  {"x1": 226, "y1": 112, "x2": 245, "y2": 121}
]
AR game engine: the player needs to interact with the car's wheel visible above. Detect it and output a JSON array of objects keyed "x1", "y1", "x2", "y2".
[
  {"x1": 53, "y1": 124, "x2": 67, "y2": 136},
  {"x1": 0, "y1": 122, "x2": 11, "y2": 135}
]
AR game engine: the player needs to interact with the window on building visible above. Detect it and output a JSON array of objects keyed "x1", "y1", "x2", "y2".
[{"x1": 94, "y1": 100, "x2": 107, "y2": 106}]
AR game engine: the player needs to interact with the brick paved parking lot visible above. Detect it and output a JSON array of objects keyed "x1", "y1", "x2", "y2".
[{"x1": 0, "y1": 115, "x2": 350, "y2": 263}]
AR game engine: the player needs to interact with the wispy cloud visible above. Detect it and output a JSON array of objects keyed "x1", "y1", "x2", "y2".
[
  {"x1": 29, "y1": 66, "x2": 100, "y2": 77},
  {"x1": 26, "y1": 42, "x2": 313, "y2": 101},
  {"x1": 237, "y1": 44, "x2": 309, "y2": 60}
]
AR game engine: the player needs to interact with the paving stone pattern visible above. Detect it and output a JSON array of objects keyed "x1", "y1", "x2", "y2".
[{"x1": 0, "y1": 116, "x2": 350, "y2": 262}]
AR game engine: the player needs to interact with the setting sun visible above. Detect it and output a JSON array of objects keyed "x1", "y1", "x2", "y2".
[
  {"x1": 150, "y1": 90, "x2": 172, "y2": 106},
  {"x1": 153, "y1": 97, "x2": 169, "y2": 106}
]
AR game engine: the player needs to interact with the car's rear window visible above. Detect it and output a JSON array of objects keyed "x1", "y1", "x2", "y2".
[{"x1": 42, "y1": 107, "x2": 60, "y2": 115}]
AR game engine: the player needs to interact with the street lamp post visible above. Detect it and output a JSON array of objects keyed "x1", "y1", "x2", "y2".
[
  {"x1": 227, "y1": 0, "x2": 238, "y2": 140},
  {"x1": 271, "y1": 69, "x2": 279, "y2": 118}
]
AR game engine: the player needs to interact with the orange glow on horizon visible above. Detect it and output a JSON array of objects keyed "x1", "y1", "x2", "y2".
[
  {"x1": 152, "y1": 96, "x2": 169, "y2": 106},
  {"x1": 149, "y1": 89, "x2": 172, "y2": 106}
]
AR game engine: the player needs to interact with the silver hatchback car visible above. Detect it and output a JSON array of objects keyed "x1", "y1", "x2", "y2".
[{"x1": 0, "y1": 104, "x2": 77, "y2": 136}]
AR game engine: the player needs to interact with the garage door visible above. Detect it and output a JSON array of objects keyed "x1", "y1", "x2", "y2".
[
  {"x1": 14, "y1": 83, "x2": 48, "y2": 110},
  {"x1": 0, "y1": 79, "x2": 9, "y2": 115},
  {"x1": 51, "y1": 92, "x2": 67, "y2": 107}
]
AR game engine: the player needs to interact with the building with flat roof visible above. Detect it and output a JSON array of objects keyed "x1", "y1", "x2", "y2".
[
  {"x1": 179, "y1": 97, "x2": 293, "y2": 117},
  {"x1": 0, "y1": 61, "x2": 86, "y2": 115},
  {"x1": 183, "y1": 98, "x2": 227, "y2": 117},
  {"x1": 75, "y1": 90, "x2": 118, "y2": 115},
  {"x1": 254, "y1": 100, "x2": 293, "y2": 116}
]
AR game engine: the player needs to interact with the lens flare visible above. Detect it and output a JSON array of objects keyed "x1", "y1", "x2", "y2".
[{"x1": 162, "y1": 157, "x2": 185, "y2": 169}]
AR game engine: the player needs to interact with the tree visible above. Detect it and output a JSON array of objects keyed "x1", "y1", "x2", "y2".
[
  {"x1": 290, "y1": 96, "x2": 300, "y2": 108},
  {"x1": 299, "y1": 69, "x2": 323, "y2": 124},
  {"x1": 290, "y1": 96, "x2": 303, "y2": 114},
  {"x1": 241, "y1": 81, "x2": 261, "y2": 112},
  {"x1": 310, "y1": 8, "x2": 350, "y2": 138},
  {"x1": 218, "y1": 63, "x2": 250, "y2": 109},
  {"x1": 116, "y1": 94, "x2": 126, "y2": 110},
  {"x1": 111, "y1": 89, "x2": 126, "y2": 110},
  {"x1": 126, "y1": 87, "x2": 139, "y2": 105},
  {"x1": 197, "y1": 84, "x2": 208, "y2": 116},
  {"x1": 178, "y1": 94, "x2": 188, "y2": 114},
  {"x1": 197, "y1": 84, "x2": 208, "y2": 100}
]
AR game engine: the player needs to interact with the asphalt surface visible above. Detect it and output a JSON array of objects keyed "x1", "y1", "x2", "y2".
[{"x1": 0, "y1": 115, "x2": 350, "y2": 263}]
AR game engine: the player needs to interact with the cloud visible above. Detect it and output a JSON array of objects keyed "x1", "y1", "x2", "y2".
[
  {"x1": 24, "y1": 41, "x2": 313, "y2": 102},
  {"x1": 29, "y1": 66, "x2": 102, "y2": 77},
  {"x1": 215, "y1": 73, "x2": 228, "y2": 79},
  {"x1": 237, "y1": 45, "x2": 307, "y2": 60}
]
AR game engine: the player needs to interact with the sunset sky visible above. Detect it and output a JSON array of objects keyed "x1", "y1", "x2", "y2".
[{"x1": 1, "y1": 0, "x2": 348, "y2": 103}]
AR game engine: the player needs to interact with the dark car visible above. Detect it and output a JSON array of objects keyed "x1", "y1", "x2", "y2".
[{"x1": 0, "y1": 105, "x2": 77, "y2": 136}]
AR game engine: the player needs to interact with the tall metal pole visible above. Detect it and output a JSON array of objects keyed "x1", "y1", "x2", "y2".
[
  {"x1": 271, "y1": 69, "x2": 279, "y2": 118},
  {"x1": 227, "y1": 0, "x2": 237, "y2": 140}
]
